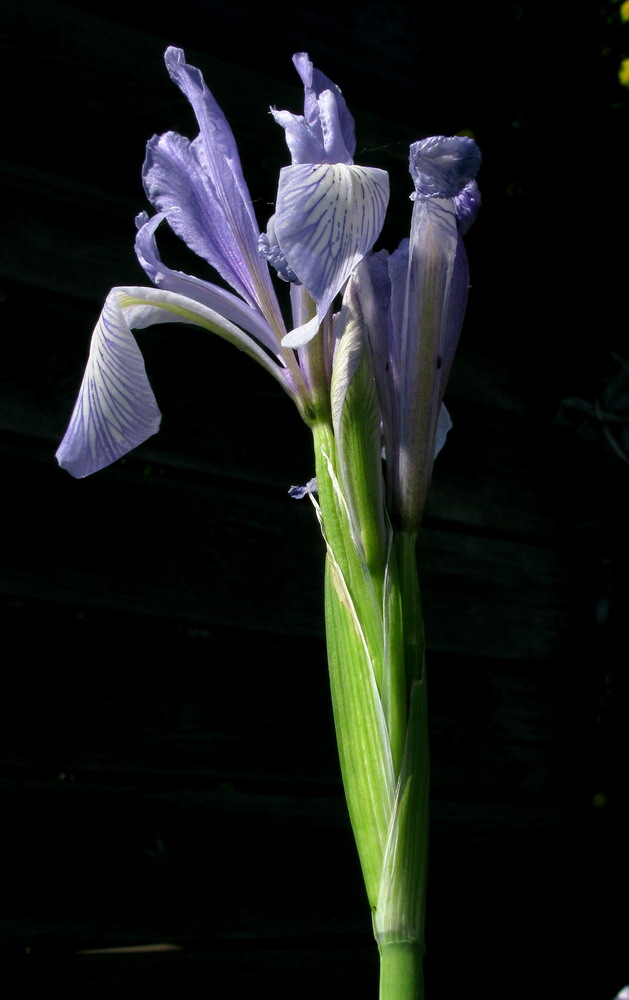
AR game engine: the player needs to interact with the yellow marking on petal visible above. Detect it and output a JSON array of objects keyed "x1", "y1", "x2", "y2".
[
  {"x1": 619, "y1": 58, "x2": 629, "y2": 87},
  {"x1": 621, "y1": 0, "x2": 629, "y2": 23}
]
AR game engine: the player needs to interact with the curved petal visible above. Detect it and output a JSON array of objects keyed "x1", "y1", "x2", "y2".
[
  {"x1": 272, "y1": 53, "x2": 355, "y2": 166},
  {"x1": 293, "y1": 52, "x2": 355, "y2": 163},
  {"x1": 409, "y1": 135, "x2": 481, "y2": 200},
  {"x1": 135, "y1": 212, "x2": 283, "y2": 357},
  {"x1": 56, "y1": 288, "x2": 163, "y2": 478},
  {"x1": 454, "y1": 179, "x2": 481, "y2": 235},
  {"x1": 270, "y1": 108, "x2": 324, "y2": 167},
  {"x1": 276, "y1": 163, "x2": 389, "y2": 348},
  {"x1": 143, "y1": 48, "x2": 285, "y2": 338},
  {"x1": 56, "y1": 286, "x2": 295, "y2": 478}
]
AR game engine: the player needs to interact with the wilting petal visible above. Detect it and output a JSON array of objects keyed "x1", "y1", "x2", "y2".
[
  {"x1": 276, "y1": 163, "x2": 389, "y2": 348},
  {"x1": 57, "y1": 286, "x2": 296, "y2": 478},
  {"x1": 288, "y1": 477, "x2": 318, "y2": 499},
  {"x1": 143, "y1": 48, "x2": 284, "y2": 338},
  {"x1": 453, "y1": 179, "x2": 481, "y2": 235},
  {"x1": 409, "y1": 135, "x2": 481, "y2": 200},
  {"x1": 135, "y1": 212, "x2": 283, "y2": 357}
]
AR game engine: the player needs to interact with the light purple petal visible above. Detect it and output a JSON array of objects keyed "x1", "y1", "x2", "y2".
[
  {"x1": 293, "y1": 53, "x2": 355, "y2": 162},
  {"x1": 135, "y1": 211, "x2": 284, "y2": 356},
  {"x1": 272, "y1": 53, "x2": 355, "y2": 165},
  {"x1": 56, "y1": 288, "x2": 163, "y2": 478},
  {"x1": 392, "y1": 197, "x2": 465, "y2": 528},
  {"x1": 57, "y1": 285, "x2": 298, "y2": 478},
  {"x1": 270, "y1": 108, "x2": 325, "y2": 167},
  {"x1": 410, "y1": 135, "x2": 481, "y2": 199},
  {"x1": 454, "y1": 179, "x2": 481, "y2": 235},
  {"x1": 288, "y1": 477, "x2": 317, "y2": 499},
  {"x1": 276, "y1": 163, "x2": 389, "y2": 348},
  {"x1": 143, "y1": 48, "x2": 284, "y2": 338},
  {"x1": 434, "y1": 403, "x2": 453, "y2": 457}
]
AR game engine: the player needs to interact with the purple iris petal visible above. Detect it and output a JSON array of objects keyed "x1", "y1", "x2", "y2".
[
  {"x1": 56, "y1": 289, "x2": 163, "y2": 478},
  {"x1": 288, "y1": 477, "x2": 318, "y2": 499},
  {"x1": 393, "y1": 198, "x2": 463, "y2": 528},
  {"x1": 349, "y1": 134, "x2": 481, "y2": 531},
  {"x1": 143, "y1": 48, "x2": 284, "y2": 338},
  {"x1": 56, "y1": 284, "x2": 302, "y2": 478},
  {"x1": 135, "y1": 211, "x2": 283, "y2": 357},
  {"x1": 276, "y1": 163, "x2": 389, "y2": 348},
  {"x1": 409, "y1": 135, "x2": 482, "y2": 200},
  {"x1": 453, "y1": 179, "x2": 481, "y2": 235},
  {"x1": 272, "y1": 52, "x2": 355, "y2": 165}
]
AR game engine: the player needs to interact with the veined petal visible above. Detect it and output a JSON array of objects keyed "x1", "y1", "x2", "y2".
[
  {"x1": 400, "y1": 203, "x2": 455, "y2": 520},
  {"x1": 276, "y1": 163, "x2": 389, "y2": 348},
  {"x1": 409, "y1": 135, "x2": 481, "y2": 200},
  {"x1": 56, "y1": 286, "x2": 295, "y2": 478},
  {"x1": 143, "y1": 48, "x2": 284, "y2": 338},
  {"x1": 454, "y1": 179, "x2": 481, "y2": 235},
  {"x1": 272, "y1": 53, "x2": 355, "y2": 165},
  {"x1": 135, "y1": 212, "x2": 283, "y2": 357},
  {"x1": 56, "y1": 288, "x2": 163, "y2": 478},
  {"x1": 293, "y1": 53, "x2": 355, "y2": 163}
]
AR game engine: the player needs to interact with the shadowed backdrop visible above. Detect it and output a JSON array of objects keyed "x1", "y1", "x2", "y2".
[{"x1": 1, "y1": 2, "x2": 628, "y2": 997}]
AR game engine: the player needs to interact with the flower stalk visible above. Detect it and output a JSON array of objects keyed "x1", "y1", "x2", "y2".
[{"x1": 55, "y1": 49, "x2": 481, "y2": 999}]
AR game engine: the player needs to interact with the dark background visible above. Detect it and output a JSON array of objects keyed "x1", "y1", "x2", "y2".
[{"x1": 1, "y1": 1, "x2": 628, "y2": 997}]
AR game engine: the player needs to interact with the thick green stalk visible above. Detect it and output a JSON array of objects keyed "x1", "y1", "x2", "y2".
[
  {"x1": 379, "y1": 942, "x2": 425, "y2": 1000},
  {"x1": 311, "y1": 420, "x2": 429, "y2": 1000}
]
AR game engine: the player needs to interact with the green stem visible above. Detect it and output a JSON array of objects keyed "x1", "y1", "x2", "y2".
[{"x1": 378, "y1": 942, "x2": 425, "y2": 1000}]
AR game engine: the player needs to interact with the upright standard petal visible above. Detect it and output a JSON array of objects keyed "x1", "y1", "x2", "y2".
[
  {"x1": 143, "y1": 48, "x2": 285, "y2": 340},
  {"x1": 271, "y1": 52, "x2": 355, "y2": 165},
  {"x1": 276, "y1": 163, "x2": 389, "y2": 348}
]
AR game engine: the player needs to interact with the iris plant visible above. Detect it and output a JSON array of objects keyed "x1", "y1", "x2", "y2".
[{"x1": 57, "y1": 49, "x2": 480, "y2": 1000}]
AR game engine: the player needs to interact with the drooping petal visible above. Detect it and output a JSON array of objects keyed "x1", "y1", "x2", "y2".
[
  {"x1": 135, "y1": 211, "x2": 283, "y2": 357},
  {"x1": 56, "y1": 286, "x2": 297, "y2": 478},
  {"x1": 276, "y1": 163, "x2": 389, "y2": 348},
  {"x1": 56, "y1": 288, "x2": 163, "y2": 478},
  {"x1": 143, "y1": 48, "x2": 284, "y2": 339}
]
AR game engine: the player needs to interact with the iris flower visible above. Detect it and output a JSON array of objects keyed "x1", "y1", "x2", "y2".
[
  {"x1": 56, "y1": 48, "x2": 482, "y2": 1000},
  {"x1": 56, "y1": 48, "x2": 390, "y2": 478}
]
